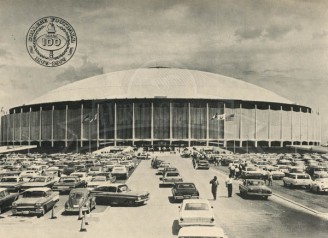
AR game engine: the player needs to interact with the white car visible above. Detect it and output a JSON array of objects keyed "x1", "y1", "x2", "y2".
[
  {"x1": 87, "y1": 176, "x2": 112, "y2": 190},
  {"x1": 178, "y1": 226, "x2": 227, "y2": 238},
  {"x1": 309, "y1": 175, "x2": 328, "y2": 193},
  {"x1": 70, "y1": 172, "x2": 92, "y2": 184},
  {"x1": 111, "y1": 166, "x2": 129, "y2": 179},
  {"x1": 178, "y1": 199, "x2": 216, "y2": 227},
  {"x1": 282, "y1": 173, "x2": 312, "y2": 188}
]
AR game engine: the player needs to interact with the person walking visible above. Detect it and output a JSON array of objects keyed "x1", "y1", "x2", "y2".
[
  {"x1": 225, "y1": 175, "x2": 233, "y2": 197},
  {"x1": 268, "y1": 171, "x2": 273, "y2": 186},
  {"x1": 209, "y1": 176, "x2": 219, "y2": 200}
]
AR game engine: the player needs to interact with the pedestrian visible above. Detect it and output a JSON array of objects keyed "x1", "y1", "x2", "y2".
[
  {"x1": 268, "y1": 171, "x2": 273, "y2": 186},
  {"x1": 209, "y1": 176, "x2": 219, "y2": 200},
  {"x1": 225, "y1": 175, "x2": 233, "y2": 197}
]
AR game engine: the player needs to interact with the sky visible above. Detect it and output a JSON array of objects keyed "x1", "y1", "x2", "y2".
[{"x1": 0, "y1": 0, "x2": 327, "y2": 141}]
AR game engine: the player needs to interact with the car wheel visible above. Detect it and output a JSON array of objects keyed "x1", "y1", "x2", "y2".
[
  {"x1": 317, "y1": 187, "x2": 320, "y2": 194},
  {"x1": 283, "y1": 181, "x2": 286, "y2": 187},
  {"x1": 0, "y1": 207, "x2": 2, "y2": 214},
  {"x1": 263, "y1": 196, "x2": 268, "y2": 200}
]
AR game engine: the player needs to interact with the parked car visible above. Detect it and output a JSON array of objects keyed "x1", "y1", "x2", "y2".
[
  {"x1": 306, "y1": 166, "x2": 327, "y2": 179},
  {"x1": 0, "y1": 188, "x2": 19, "y2": 214},
  {"x1": 70, "y1": 172, "x2": 92, "y2": 184},
  {"x1": 178, "y1": 226, "x2": 226, "y2": 238},
  {"x1": 52, "y1": 176, "x2": 87, "y2": 194},
  {"x1": 91, "y1": 183, "x2": 149, "y2": 206},
  {"x1": 195, "y1": 160, "x2": 210, "y2": 170},
  {"x1": 262, "y1": 166, "x2": 285, "y2": 180},
  {"x1": 171, "y1": 182, "x2": 199, "y2": 202},
  {"x1": 12, "y1": 187, "x2": 59, "y2": 216},
  {"x1": 111, "y1": 166, "x2": 129, "y2": 179},
  {"x1": 64, "y1": 188, "x2": 96, "y2": 213},
  {"x1": 161, "y1": 171, "x2": 183, "y2": 186},
  {"x1": 91, "y1": 172, "x2": 116, "y2": 182},
  {"x1": 87, "y1": 176, "x2": 113, "y2": 190},
  {"x1": 309, "y1": 174, "x2": 328, "y2": 193},
  {"x1": 0, "y1": 176, "x2": 25, "y2": 193},
  {"x1": 178, "y1": 199, "x2": 215, "y2": 227},
  {"x1": 20, "y1": 170, "x2": 39, "y2": 181},
  {"x1": 239, "y1": 179, "x2": 272, "y2": 199},
  {"x1": 282, "y1": 173, "x2": 312, "y2": 188},
  {"x1": 20, "y1": 176, "x2": 57, "y2": 192},
  {"x1": 157, "y1": 163, "x2": 171, "y2": 175},
  {"x1": 241, "y1": 166, "x2": 265, "y2": 179}
]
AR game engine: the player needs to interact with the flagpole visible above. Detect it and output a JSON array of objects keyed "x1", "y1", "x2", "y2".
[{"x1": 234, "y1": 108, "x2": 236, "y2": 154}]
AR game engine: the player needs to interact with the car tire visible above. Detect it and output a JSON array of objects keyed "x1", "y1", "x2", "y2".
[
  {"x1": 317, "y1": 187, "x2": 320, "y2": 194},
  {"x1": 263, "y1": 196, "x2": 268, "y2": 200},
  {"x1": 0, "y1": 207, "x2": 2, "y2": 214},
  {"x1": 283, "y1": 181, "x2": 286, "y2": 187}
]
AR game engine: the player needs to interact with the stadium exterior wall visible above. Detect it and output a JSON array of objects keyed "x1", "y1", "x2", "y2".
[{"x1": 0, "y1": 98, "x2": 321, "y2": 149}]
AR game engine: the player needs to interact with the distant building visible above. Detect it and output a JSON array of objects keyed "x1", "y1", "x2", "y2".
[{"x1": 0, "y1": 68, "x2": 320, "y2": 150}]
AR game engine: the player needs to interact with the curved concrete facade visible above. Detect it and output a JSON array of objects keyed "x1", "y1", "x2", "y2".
[{"x1": 0, "y1": 68, "x2": 320, "y2": 149}]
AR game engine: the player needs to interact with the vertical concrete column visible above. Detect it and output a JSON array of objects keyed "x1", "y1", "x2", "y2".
[
  {"x1": 188, "y1": 103, "x2": 191, "y2": 147},
  {"x1": 280, "y1": 106, "x2": 283, "y2": 147},
  {"x1": 206, "y1": 103, "x2": 209, "y2": 146},
  {"x1": 97, "y1": 104, "x2": 100, "y2": 149},
  {"x1": 151, "y1": 102, "x2": 154, "y2": 145},
  {"x1": 299, "y1": 108, "x2": 302, "y2": 144},
  {"x1": 318, "y1": 111, "x2": 321, "y2": 145},
  {"x1": 20, "y1": 108, "x2": 23, "y2": 145},
  {"x1": 132, "y1": 103, "x2": 135, "y2": 146},
  {"x1": 51, "y1": 105, "x2": 54, "y2": 147},
  {"x1": 268, "y1": 105, "x2": 271, "y2": 147},
  {"x1": 65, "y1": 105, "x2": 68, "y2": 147},
  {"x1": 13, "y1": 109, "x2": 15, "y2": 145},
  {"x1": 223, "y1": 103, "x2": 227, "y2": 148},
  {"x1": 254, "y1": 104, "x2": 257, "y2": 147},
  {"x1": 114, "y1": 103, "x2": 117, "y2": 146},
  {"x1": 39, "y1": 107, "x2": 42, "y2": 147},
  {"x1": 291, "y1": 107, "x2": 293, "y2": 145},
  {"x1": 306, "y1": 108, "x2": 309, "y2": 145},
  {"x1": 28, "y1": 107, "x2": 31, "y2": 147},
  {"x1": 80, "y1": 104, "x2": 84, "y2": 147},
  {"x1": 169, "y1": 102, "x2": 172, "y2": 144},
  {"x1": 239, "y1": 104, "x2": 242, "y2": 147}
]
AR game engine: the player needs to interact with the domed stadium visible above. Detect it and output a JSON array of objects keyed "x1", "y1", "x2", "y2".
[{"x1": 0, "y1": 67, "x2": 320, "y2": 151}]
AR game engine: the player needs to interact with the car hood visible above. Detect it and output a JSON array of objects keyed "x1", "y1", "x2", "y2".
[
  {"x1": 124, "y1": 191, "x2": 149, "y2": 196},
  {"x1": 247, "y1": 185, "x2": 271, "y2": 191},
  {"x1": 67, "y1": 197, "x2": 85, "y2": 207},
  {"x1": 180, "y1": 210, "x2": 214, "y2": 218},
  {"x1": 0, "y1": 182, "x2": 19, "y2": 186}
]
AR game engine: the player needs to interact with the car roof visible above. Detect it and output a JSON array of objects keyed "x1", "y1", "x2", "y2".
[
  {"x1": 182, "y1": 198, "x2": 209, "y2": 204},
  {"x1": 174, "y1": 182, "x2": 195, "y2": 185},
  {"x1": 0, "y1": 188, "x2": 8, "y2": 192},
  {"x1": 70, "y1": 188, "x2": 89, "y2": 194},
  {"x1": 178, "y1": 226, "x2": 224, "y2": 237},
  {"x1": 98, "y1": 183, "x2": 124, "y2": 188}
]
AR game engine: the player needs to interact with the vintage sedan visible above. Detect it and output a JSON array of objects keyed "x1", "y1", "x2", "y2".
[
  {"x1": 20, "y1": 176, "x2": 57, "y2": 192},
  {"x1": 52, "y1": 176, "x2": 87, "y2": 194},
  {"x1": 0, "y1": 176, "x2": 25, "y2": 193},
  {"x1": 111, "y1": 166, "x2": 129, "y2": 179},
  {"x1": 87, "y1": 176, "x2": 112, "y2": 190},
  {"x1": 241, "y1": 166, "x2": 265, "y2": 179},
  {"x1": 195, "y1": 160, "x2": 210, "y2": 170},
  {"x1": 64, "y1": 188, "x2": 96, "y2": 213},
  {"x1": 282, "y1": 173, "x2": 312, "y2": 188},
  {"x1": 239, "y1": 179, "x2": 272, "y2": 199},
  {"x1": 161, "y1": 171, "x2": 183, "y2": 186},
  {"x1": 12, "y1": 187, "x2": 59, "y2": 216},
  {"x1": 178, "y1": 199, "x2": 216, "y2": 227},
  {"x1": 0, "y1": 188, "x2": 19, "y2": 214},
  {"x1": 309, "y1": 174, "x2": 328, "y2": 193},
  {"x1": 91, "y1": 183, "x2": 149, "y2": 206},
  {"x1": 172, "y1": 182, "x2": 199, "y2": 202}
]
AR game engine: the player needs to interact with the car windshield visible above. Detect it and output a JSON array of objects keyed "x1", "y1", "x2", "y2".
[
  {"x1": 91, "y1": 177, "x2": 106, "y2": 182},
  {"x1": 114, "y1": 168, "x2": 125, "y2": 171},
  {"x1": 60, "y1": 178, "x2": 76, "y2": 183},
  {"x1": 297, "y1": 175, "x2": 310, "y2": 179},
  {"x1": 90, "y1": 168, "x2": 100, "y2": 171},
  {"x1": 23, "y1": 191, "x2": 46, "y2": 198},
  {"x1": 247, "y1": 180, "x2": 264, "y2": 186},
  {"x1": 184, "y1": 203, "x2": 209, "y2": 211},
  {"x1": 29, "y1": 177, "x2": 46, "y2": 182},
  {"x1": 69, "y1": 192, "x2": 84, "y2": 199},
  {"x1": 118, "y1": 185, "x2": 128, "y2": 192},
  {"x1": 166, "y1": 173, "x2": 180, "y2": 177},
  {"x1": 1, "y1": 177, "x2": 18, "y2": 182},
  {"x1": 177, "y1": 184, "x2": 195, "y2": 189}
]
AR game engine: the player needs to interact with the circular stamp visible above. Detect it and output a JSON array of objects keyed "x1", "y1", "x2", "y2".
[{"x1": 26, "y1": 16, "x2": 77, "y2": 67}]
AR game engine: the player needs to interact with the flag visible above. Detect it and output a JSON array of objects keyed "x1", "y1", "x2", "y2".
[
  {"x1": 90, "y1": 113, "x2": 98, "y2": 123},
  {"x1": 211, "y1": 113, "x2": 226, "y2": 120},
  {"x1": 226, "y1": 113, "x2": 235, "y2": 121}
]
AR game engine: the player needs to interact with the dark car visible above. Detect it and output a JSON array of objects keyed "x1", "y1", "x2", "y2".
[
  {"x1": 0, "y1": 176, "x2": 25, "y2": 193},
  {"x1": 151, "y1": 159, "x2": 164, "y2": 169},
  {"x1": 65, "y1": 188, "x2": 96, "y2": 214},
  {"x1": 0, "y1": 188, "x2": 19, "y2": 214},
  {"x1": 171, "y1": 182, "x2": 199, "y2": 202},
  {"x1": 52, "y1": 176, "x2": 87, "y2": 194},
  {"x1": 239, "y1": 179, "x2": 272, "y2": 200},
  {"x1": 91, "y1": 183, "x2": 149, "y2": 206}
]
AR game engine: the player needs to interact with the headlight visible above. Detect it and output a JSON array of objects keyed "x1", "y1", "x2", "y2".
[
  {"x1": 12, "y1": 202, "x2": 17, "y2": 207},
  {"x1": 137, "y1": 196, "x2": 142, "y2": 200},
  {"x1": 35, "y1": 203, "x2": 42, "y2": 207}
]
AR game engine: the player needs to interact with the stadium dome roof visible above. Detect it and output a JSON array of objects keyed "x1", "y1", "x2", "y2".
[{"x1": 28, "y1": 68, "x2": 293, "y2": 105}]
